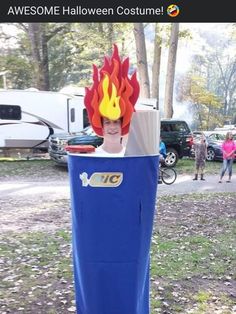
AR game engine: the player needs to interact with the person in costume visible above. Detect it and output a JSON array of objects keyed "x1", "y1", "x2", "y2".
[
  {"x1": 84, "y1": 44, "x2": 140, "y2": 155},
  {"x1": 68, "y1": 44, "x2": 159, "y2": 314},
  {"x1": 95, "y1": 118, "x2": 124, "y2": 155}
]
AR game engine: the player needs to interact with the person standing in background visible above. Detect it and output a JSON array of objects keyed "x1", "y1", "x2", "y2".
[
  {"x1": 193, "y1": 133, "x2": 208, "y2": 181},
  {"x1": 159, "y1": 136, "x2": 167, "y2": 164},
  {"x1": 219, "y1": 132, "x2": 236, "y2": 183}
]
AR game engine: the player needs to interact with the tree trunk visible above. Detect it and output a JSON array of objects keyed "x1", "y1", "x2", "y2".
[
  {"x1": 27, "y1": 23, "x2": 42, "y2": 89},
  {"x1": 98, "y1": 23, "x2": 103, "y2": 33},
  {"x1": 133, "y1": 23, "x2": 150, "y2": 98},
  {"x1": 164, "y1": 23, "x2": 179, "y2": 118},
  {"x1": 41, "y1": 24, "x2": 50, "y2": 90},
  {"x1": 27, "y1": 23, "x2": 50, "y2": 90},
  {"x1": 107, "y1": 23, "x2": 114, "y2": 55},
  {"x1": 151, "y1": 23, "x2": 162, "y2": 109}
]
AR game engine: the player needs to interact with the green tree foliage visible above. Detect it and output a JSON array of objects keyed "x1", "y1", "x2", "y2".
[
  {"x1": 0, "y1": 23, "x2": 133, "y2": 91},
  {"x1": 186, "y1": 26, "x2": 236, "y2": 122},
  {"x1": 0, "y1": 54, "x2": 33, "y2": 89},
  {"x1": 49, "y1": 23, "x2": 116, "y2": 89},
  {"x1": 176, "y1": 74, "x2": 223, "y2": 130},
  {"x1": 65, "y1": 23, "x2": 133, "y2": 87}
]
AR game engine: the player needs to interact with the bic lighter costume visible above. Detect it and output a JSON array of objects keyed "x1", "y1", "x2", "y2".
[{"x1": 67, "y1": 45, "x2": 160, "y2": 314}]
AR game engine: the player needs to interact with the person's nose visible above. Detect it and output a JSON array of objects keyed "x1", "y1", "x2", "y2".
[{"x1": 110, "y1": 122, "x2": 118, "y2": 129}]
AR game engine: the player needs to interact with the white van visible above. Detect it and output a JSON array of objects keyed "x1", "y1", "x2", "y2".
[{"x1": 0, "y1": 89, "x2": 88, "y2": 149}]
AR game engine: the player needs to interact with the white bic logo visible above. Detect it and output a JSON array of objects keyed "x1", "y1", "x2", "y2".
[{"x1": 80, "y1": 172, "x2": 123, "y2": 187}]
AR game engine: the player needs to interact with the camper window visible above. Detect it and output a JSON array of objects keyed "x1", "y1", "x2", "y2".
[
  {"x1": 83, "y1": 108, "x2": 90, "y2": 129},
  {"x1": 70, "y1": 108, "x2": 75, "y2": 123},
  {"x1": 0, "y1": 105, "x2": 21, "y2": 120}
]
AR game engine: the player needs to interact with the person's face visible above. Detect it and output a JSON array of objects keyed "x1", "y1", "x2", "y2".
[
  {"x1": 200, "y1": 134, "x2": 205, "y2": 142},
  {"x1": 102, "y1": 118, "x2": 122, "y2": 141}
]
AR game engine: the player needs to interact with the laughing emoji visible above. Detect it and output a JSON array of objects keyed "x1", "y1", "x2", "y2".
[{"x1": 167, "y1": 4, "x2": 180, "y2": 17}]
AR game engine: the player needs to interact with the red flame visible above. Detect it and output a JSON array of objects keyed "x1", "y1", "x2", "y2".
[{"x1": 84, "y1": 44, "x2": 140, "y2": 136}]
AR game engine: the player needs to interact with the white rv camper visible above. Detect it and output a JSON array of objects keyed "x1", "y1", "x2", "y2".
[{"x1": 0, "y1": 89, "x2": 88, "y2": 150}]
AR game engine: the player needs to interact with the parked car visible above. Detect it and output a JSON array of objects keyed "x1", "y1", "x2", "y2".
[
  {"x1": 205, "y1": 131, "x2": 236, "y2": 161},
  {"x1": 49, "y1": 119, "x2": 193, "y2": 167},
  {"x1": 192, "y1": 130, "x2": 236, "y2": 161},
  {"x1": 49, "y1": 126, "x2": 103, "y2": 165},
  {"x1": 192, "y1": 130, "x2": 206, "y2": 139},
  {"x1": 161, "y1": 119, "x2": 193, "y2": 166}
]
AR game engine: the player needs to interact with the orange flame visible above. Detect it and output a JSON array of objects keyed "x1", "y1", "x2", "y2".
[{"x1": 84, "y1": 44, "x2": 140, "y2": 136}]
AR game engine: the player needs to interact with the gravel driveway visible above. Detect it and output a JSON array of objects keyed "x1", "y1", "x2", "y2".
[{"x1": 1, "y1": 173, "x2": 235, "y2": 200}]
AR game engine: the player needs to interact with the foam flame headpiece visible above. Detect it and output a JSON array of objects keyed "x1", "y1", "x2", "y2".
[{"x1": 84, "y1": 44, "x2": 140, "y2": 136}]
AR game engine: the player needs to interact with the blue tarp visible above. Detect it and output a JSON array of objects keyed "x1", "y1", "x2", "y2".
[{"x1": 68, "y1": 155, "x2": 159, "y2": 314}]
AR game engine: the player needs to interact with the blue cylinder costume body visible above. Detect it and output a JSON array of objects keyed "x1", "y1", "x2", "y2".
[{"x1": 68, "y1": 154, "x2": 159, "y2": 314}]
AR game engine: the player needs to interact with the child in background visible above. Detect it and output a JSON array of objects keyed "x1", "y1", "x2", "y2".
[
  {"x1": 159, "y1": 136, "x2": 167, "y2": 164},
  {"x1": 193, "y1": 133, "x2": 208, "y2": 181},
  {"x1": 158, "y1": 137, "x2": 167, "y2": 184}
]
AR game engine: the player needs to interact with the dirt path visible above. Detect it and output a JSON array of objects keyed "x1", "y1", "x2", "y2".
[
  {"x1": 0, "y1": 174, "x2": 235, "y2": 200},
  {"x1": 0, "y1": 172, "x2": 235, "y2": 235},
  {"x1": 158, "y1": 174, "x2": 236, "y2": 195}
]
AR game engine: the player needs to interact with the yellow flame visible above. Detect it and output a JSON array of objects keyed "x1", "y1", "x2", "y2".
[{"x1": 99, "y1": 75, "x2": 121, "y2": 120}]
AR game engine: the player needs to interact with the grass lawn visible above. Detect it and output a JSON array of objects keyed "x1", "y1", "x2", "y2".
[
  {"x1": 1, "y1": 158, "x2": 236, "y2": 180},
  {"x1": 176, "y1": 158, "x2": 236, "y2": 175},
  {"x1": 0, "y1": 159, "x2": 68, "y2": 180}
]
